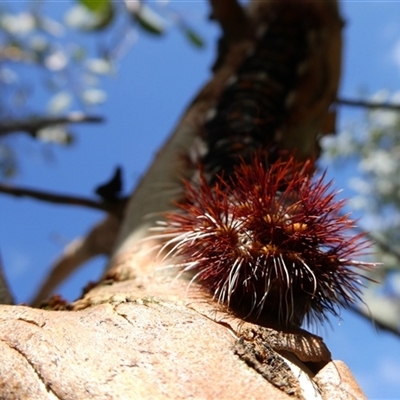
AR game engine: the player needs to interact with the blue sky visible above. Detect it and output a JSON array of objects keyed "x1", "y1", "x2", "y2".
[{"x1": 1, "y1": 1, "x2": 400, "y2": 398}]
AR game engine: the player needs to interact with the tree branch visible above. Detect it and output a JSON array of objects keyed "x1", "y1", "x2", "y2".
[
  {"x1": 0, "y1": 182, "x2": 125, "y2": 215},
  {"x1": 0, "y1": 253, "x2": 13, "y2": 305},
  {"x1": 30, "y1": 214, "x2": 120, "y2": 307},
  {"x1": 208, "y1": 0, "x2": 253, "y2": 42},
  {"x1": 353, "y1": 223, "x2": 400, "y2": 266},
  {"x1": 347, "y1": 224, "x2": 400, "y2": 337},
  {"x1": 336, "y1": 97, "x2": 400, "y2": 111},
  {"x1": 0, "y1": 113, "x2": 104, "y2": 137},
  {"x1": 371, "y1": 233, "x2": 400, "y2": 262}
]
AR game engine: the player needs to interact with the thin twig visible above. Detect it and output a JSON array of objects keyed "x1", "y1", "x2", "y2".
[
  {"x1": 0, "y1": 252, "x2": 14, "y2": 305},
  {"x1": 336, "y1": 98, "x2": 400, "y2": 111},
  {"x1": 0, "y1": 113, "x2": 104, "y2": 137},
  {"x1": 348, "y1": 225, "x2": 400, "y2": 336},
  {"x1": 0, "y1": 183, "x2": 126, "y2": 215},
  {"x1": 370, "y1": 233, "x2": 400, "y2": 261},
  {"x1": 352, "y1": 223, "x2": 400, "y2": 264}
]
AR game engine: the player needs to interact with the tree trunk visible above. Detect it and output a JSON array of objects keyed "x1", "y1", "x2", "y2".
[{"x1": 0, "y1": 1, "x2": 365, "y2": 399}]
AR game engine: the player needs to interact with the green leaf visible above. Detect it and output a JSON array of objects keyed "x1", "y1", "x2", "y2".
[
  {"x1": 181, "y1": 25, "x2": 205, "y2": 48},
  {"x1": 67, "y1": 3, "x2": 114, "y2": 31},
  {"x1": 36, "y1": 126, "x2": 74, "y2": 146},
  {"x1": 126, "y1": 3, "x2": 165, "y2": 36},
  {"x1": 91, "y1": 4, "x2": 114, "y2": 31},
  {"x1": 47, "y1": 91, "x2": 72, "y2": 114},
  {"x1": 79, "y1": 0, "x2": 110, "y2": 14},
  {"x1": 81, "y1": 88, "x2": 107, "y2": 105},
  {"x1": 86, "y1": 58, "x2": 113, "y2": 75}
]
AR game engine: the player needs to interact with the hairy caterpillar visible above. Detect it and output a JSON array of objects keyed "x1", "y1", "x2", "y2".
[
  {"x1": 152, "y1": 2, "x2": 373, "y2": 328},
  {"x1": 156, "y1": 158, "x2": 373, "y2": 327}
]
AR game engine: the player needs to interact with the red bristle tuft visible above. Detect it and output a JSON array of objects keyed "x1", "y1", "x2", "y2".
[{"x1": 157, "y1": 158, "x2": 375, "y2": 327}]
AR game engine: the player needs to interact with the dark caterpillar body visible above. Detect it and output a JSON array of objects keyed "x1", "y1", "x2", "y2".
[{"x1": 201, "y1": 8, "x2": 315, "y2": 181}]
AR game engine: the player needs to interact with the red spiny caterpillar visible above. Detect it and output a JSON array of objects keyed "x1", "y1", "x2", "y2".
[
  {"x1": 151, "y1": 2, "x2": 354, "y2": 328},
  {"x1": 156, "y1": 158, "x2": 374, "y2": 327}
]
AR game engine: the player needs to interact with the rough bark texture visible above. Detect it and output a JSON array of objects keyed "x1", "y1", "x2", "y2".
[
  {"x1": 0, "y1": 1, "x2": 366, "y2": 399},
  {"x1": 0, "y1": 276, "x2": 365, "y2": 399}
]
